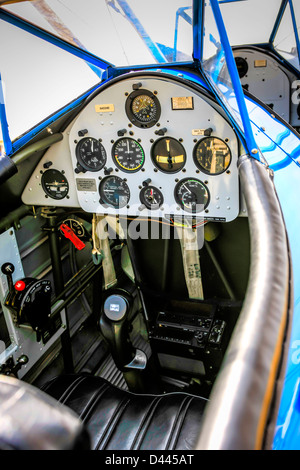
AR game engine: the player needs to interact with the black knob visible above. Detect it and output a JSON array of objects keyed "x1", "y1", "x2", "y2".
[
  {"x1": 132, "y1": 82, "x2": 142, "y2": 90},
  {"x1": 78, "y1": 129, "x2": 88, "y2": 137},
  {"x1": 1, "y1": 263, "x2": 15, "y2": 293},
  {"x1": 43, "y1": 161, "x2": 53, "y2": 169},
  {"x1": 104, "y1": 167, "x2": 113, "y2": 175},
  {"x1": 204, "y1": 127, "x2": 213, "y2": 136},
  {"x1": 117, "y1": 129, "x2": 127, "y2": 136},
  {"x1": 155, "y1": 127, "x2": 167, "y2": 136},
  {"x1": 142, "y1": 178, "x2": 151, "y2": 187}
]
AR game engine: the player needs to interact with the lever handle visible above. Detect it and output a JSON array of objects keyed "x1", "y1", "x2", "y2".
[{"x1": 60, "y1": 224, "x2": 86, "y2": 250}]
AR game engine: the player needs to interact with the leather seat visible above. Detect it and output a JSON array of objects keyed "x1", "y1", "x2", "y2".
[{"x1": 42, "y1": 373, "x2": 207, "y2": 450}]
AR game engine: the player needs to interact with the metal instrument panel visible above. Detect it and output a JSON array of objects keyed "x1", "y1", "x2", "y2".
[{"x1": 68, "y1": 76, "x2": 239, "y2": 222}]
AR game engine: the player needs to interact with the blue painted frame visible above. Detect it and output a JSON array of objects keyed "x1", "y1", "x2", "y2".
[
  {"x1": 0, "y1": 0, "x2": 259, "y2": 162},
  {"x1": 203, "y1": 0, "x2": 260, "y2": 160}
]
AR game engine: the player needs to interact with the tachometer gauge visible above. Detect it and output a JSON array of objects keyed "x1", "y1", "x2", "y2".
[
  {"x1": 41, "y1": 169, "x2": 69, "y2": 200},
  {"x1": 99, "y1": 176, "x2": 130, "y2": 209},
  {"x1": 112, "y1": 138, "x2": 145, "y2": 172},
  {"x1": 151, "y1": 137, "x2": 186, "y2": 173},
  {"x1": 174, "y1": 178, "x2": 210, "y2": 213},
  {"x1": 193, "y1": 137, "x2": 231, "y2": 175},
  {"x1": 75, "y1": 137, "x2": 107, "y2": 172},
  {"x1": 139, "y1": 185, "x2": 164, "y2": 210},
  {"x1": 125, "y1": 89, "x2": 161, "y2": 128}
]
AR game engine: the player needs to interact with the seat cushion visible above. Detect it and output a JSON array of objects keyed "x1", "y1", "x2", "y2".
[{"x1": 42, "y1": 374, "x2": 207, "y2": 450}]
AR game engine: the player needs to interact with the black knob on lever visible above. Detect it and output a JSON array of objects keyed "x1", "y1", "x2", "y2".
[
  {"x1": 100, "y1": 293, "x2": 135, "y2": 371},
  {"x1": 1, "y1": 262, "x2": 15, "y2": 294},
  {"x1": 12, "y1": 355, "x2": 29, "y2": 377}
]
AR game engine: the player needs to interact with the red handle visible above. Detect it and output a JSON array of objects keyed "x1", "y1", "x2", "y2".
[{"x1": 60, "y1": 224, "x2": 86, "y2": 250}]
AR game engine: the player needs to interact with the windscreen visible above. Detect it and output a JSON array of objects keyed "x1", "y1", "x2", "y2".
[{"x1": 3, "y1": 0, "x2": 193, "y2": 66}]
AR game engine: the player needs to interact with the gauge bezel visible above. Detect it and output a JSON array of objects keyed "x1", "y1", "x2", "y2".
[
  {"x1": 193, "y1": 137, "x2": 232, "y2": 175},
  {"x1": 112, "y1": 137, "x2": 145, "y2": 173},
  {"x1": 125, "y1": 89, "x2": 161, "y2": 128},
  {"x1": 235, "y1": 56, "x2": 248, "y2": 79},
  {"x1": 41, "y1": 169, "x2": 69, "y2": 200},
  {"x1": 151, "y1": 137, "x2": 186, "y2": 174},
  {"x1": 99, "y1": 175, "x2": 130, "y2": 209},
  {"x1": 75, "y1": 137, "x2": 107, "y2": 172},
  {"x1": 139, "y1": 185, "x2": 164, "y2": 210},
  {"x1": 174, "y1": 177, "x2": 210, "y2": 213}
]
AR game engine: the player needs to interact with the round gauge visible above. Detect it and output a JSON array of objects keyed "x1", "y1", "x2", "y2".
[
  {"x1": 235, "y1": 57, "x2": 248, "y2": 79},
  {"x1": 41, "y1": 169, "x2": 69, "y2": 200},
  {"x1": 125, "y1": 89, "x2": 161, "y2": 128},
  {"x1": 60, "y1": 218, "x2": 86, "y2": 238},
  {"x1": 174, "y1": 178, "x2": 210, "y2": 213},
  {"x1": 99, "y1": 176, "x2": 130, "y2": 209},
  {"x1": 151, "y1": 137, "x2": 186, "y2": 173},
  {"x1": 193, "y1": 137, "x2": 231, "y2": 175},
  {"x1": 75, "y1": 137, "x2": 107, "y2": 172},
  {"x1": 140, "y1": 185, "x2": 164, "y2": 210},
  {"x1": 112, "y1": 138, "x2": 145, "y2": 173}
]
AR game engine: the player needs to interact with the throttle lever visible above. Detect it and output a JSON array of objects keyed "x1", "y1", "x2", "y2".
[{"x1": 60, "y1": 223, "x2": 86, "y2": 250}]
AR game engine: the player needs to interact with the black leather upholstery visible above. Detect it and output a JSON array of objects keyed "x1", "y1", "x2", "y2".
[{"x1": 42, "y1": 374, "x2": 207, "y2": 450}]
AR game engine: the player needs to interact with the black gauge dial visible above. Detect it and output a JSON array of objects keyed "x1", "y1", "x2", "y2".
[
  {"x1": 125, "y1": 89, "x2": 161, "y2": 128},
  {"x1": 60, "y1": 218, "x2": 86, "y2": 239},
  {"x1": 193, "y1": 137, "x2": 231, "y2": 175},
  {"x1": 99, "y1": 176, "x2": 130, "y2": 209},
  {"x1": 174, "y1": 178, "x2": 210, "y2": 213},
  {"x1": 151, "y1": 137, "x2": 186, "y2": 173},
  {"x1": 112, "y1": 138, "x2": 145, "y2": 172},
  {"x1": 140, "y1": 185, "x2": 164, "y2": 210},
  {"x1": 41, "y1": 169, "x2": 69, "y2": 200},
  {"x1": 75, "y1": 137, "x2": 107, "y2": 172},
  {"x1": 235, "y1": 57, "x2": 248, "y2": 79}
]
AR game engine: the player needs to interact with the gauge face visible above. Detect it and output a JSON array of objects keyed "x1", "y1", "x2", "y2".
[
  {"x1": 235, "y1": 57, "x2": 248, "y2": 79},
  {"x1": 125, "y1": 89, "x2": 161, "y2": 128},
  {"x1": 99, "y1": 176, "x2": 130, "y2": 209},
  {"x1": 41, "y1": 169, "x2": 69, "y2": 200},
  {"x1": 193, "y1": 137, "x2": 231, "y2": 175},
  {"x1": 60, "y1": 219, "x2": 85, "y2": 238},
  {"x1": 112, "y1": 138, "x2": 145, "y2": 172},
  {"x1": 151, "y1": 137, "x2": 186, "y2": 173},
  {"x1": 140, "y1": 185, "x2": 164, "y2": 210},
  {"x1": 75, "y1": 137, "x2": 107, "y2": 172},
  {"x1": 174, "y1": 178, "x2": 210, "y2": 213}
]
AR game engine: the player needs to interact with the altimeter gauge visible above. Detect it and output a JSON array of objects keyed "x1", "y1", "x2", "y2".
[{"x1": 75, "y1": 137, "x2": 107, "y2": 172}]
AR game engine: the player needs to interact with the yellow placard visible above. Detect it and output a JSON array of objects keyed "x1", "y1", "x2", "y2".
[{"x1": 95, "y1": 104, "x2": 115, "y2": 113}]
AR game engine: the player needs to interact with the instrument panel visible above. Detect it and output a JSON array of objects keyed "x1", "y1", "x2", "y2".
[{"x1": 23, "y1": 74, "x2": 240, "y2": 222}]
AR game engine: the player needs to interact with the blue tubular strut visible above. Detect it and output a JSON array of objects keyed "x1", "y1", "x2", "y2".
[
  {"x1": 0, "y1": 73, "x2": 12, "y2": 155},
  {"x1": 209, "y1": 0, "x2": 260, "y2": 160},
  {"x1": 288, "y1": 0, "x2": 300, "y2": 66}
]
